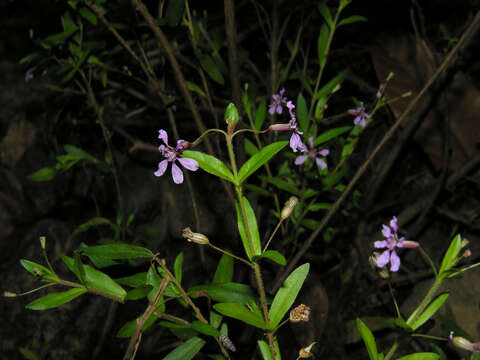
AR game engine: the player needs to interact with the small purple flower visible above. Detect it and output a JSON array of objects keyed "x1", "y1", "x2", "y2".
[
  {"x1": 295, "y1": 137, "x2": 329, "y2": 169},
  {"x1": 269, "y1": 88, "x2": 287, "y2": 115},
  {"x1": 154, "y1": 129, "x2": 198, "y2": 184},
  {"x1": 25, "y1": 71, "x2": 34, "y2": 83},
  {"x1": 374, "y1": 216, "x2": 405, "y2": 272},
  {"x1": 351, "y1": 102, "x2": 371, "y2": 128}
]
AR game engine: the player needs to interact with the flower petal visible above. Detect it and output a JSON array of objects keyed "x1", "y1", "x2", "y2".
[
  {"x1": 268, "y1": 104, "x2": 276, "y2": 115},
  {"x1": 308, "y1": 137, "x2": 314, "y2": 149},
  {"x1": 390, "y1": 216, "x2": 399, "y2": 233},
  {"x1": 295, "y1": 155, "x2": 308, "y2": 165},
  {"x1": 318, "y1": 149, "x2": 329, "y2": 157},
  {"x1": 390, "y1": 250, "x2": 401, "y2": 272},
  {"x1": 290, "y1": 132, "x2": 303, "y2": 152},
  {"x1": 374, "y1": 240, "x2": 388, "y2": 248},
  {"x1": 154, "y1": 160, "x2": 169, "y2": 177},
  {"x1": 315, "y1": 157, "x2": 327, "y2": 170},
  {"x1": 177, "y1": 157, "x2": 199, "y2": 171},
  {"x1": 158, "y1": 129, "x2": 169, "y2": 145},
  {"x1": 376, "y1": 250, "x2": 390, "y2": 268},
  {"x1": 276, "y1": 104, "x2": 283, "y2": 115},
  {"x1": 382, "y1": 224, "x2": 392, "y2": 239},
  {"x1": 171, "y1": 162, "x2": 184, "y2": 184}
]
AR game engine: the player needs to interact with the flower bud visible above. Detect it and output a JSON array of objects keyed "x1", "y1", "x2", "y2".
[
  {"x1": 298, "y1": 342, "x2": 316, "y2": 358},
  {"x1": 225, "y1": 103, "x2": 239, "y2": 134},
  {"x1": 402, "y1": 240, "x2": 420, "y2": 248},
  {"x1": 451, "y1": 335, "x2": 480, "y2": 353},
  {"x1": 289, "y1": 304, "x2": 311, "y2": 323},
  {"x1": 461, "y1": 238, "x2": 470, "y2": 248},
  {"x1": 4, "y1": 291, "x2": 17, "y2": 297},
  {"x1": 281, "y1": 196, "x2": 298, "y2": 220},
  {"x1": 182, "y1": 227, "x2": 210, "y2": 245},
  {"x1": 463, "y1": 249, "x2": 472, "y2": 258},
  {"x1": 40, "y1": 236, "x2": 46, "y2": 249},
  {"x1": 268, "y1": 123, "x2": 291, "y2": 132}
]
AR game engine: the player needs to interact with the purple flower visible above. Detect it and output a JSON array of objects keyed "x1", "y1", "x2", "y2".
[
  {"x1": 374, "y1": 216, "x2": 405, "y2": 272},
  {"x1": 351, "y1": 102, "x2": 371, "y2": 128},
  {"x1": 295, "y1": 137, "x2": 329, "y2": 169},
  {"x1": 268, "y1": 88, "x2": 287, "y2": 115},
  {"x1": 25, "y1": 71, "x2": 34, "y2": 83},
  {"x1": 154, "y1": 129, "x2": 198, "y2": 184}
]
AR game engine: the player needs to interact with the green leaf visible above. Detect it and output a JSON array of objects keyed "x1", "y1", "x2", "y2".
[
  {"x1": 255, "y1": 100, "x2": 267, "y2": 130},
  {"x1": 190, "y1": 321, "x2": 221, "y2": 337},
  {"x1": 356, "y1": 318, "x2": 378, "y2": 360},
  {"x1": 20, "y1": 259, "x2": 55, "y2": 280},
  {"x1": 64, "y1": 145, "x2": 99, "y2": 163},
  {"x1": 61, "y1": 255, "x2": 126, "y2": 301},
  {"x1": 199, "y1": 54, "x2": 224, "y2": 85},
  {"x1": 19, "y1": 52, "x2": 41, "y2": 65},
  {"x1": 78, "y1": 8, "x2": 97, "y2": 25},
  {"x1": 338, "y1": 15, "x2": 368, "y2": 27},
  {"x1": 214, "y1": 303, "x2": 266, "y2": 329},
  {"x1": 259, "y1": 176, "x2": 299, "y2": 195},
  {"x1": 396, "y1": 353, "x2": 440, "y2": 360},
  {"x1": 245, "y1": 138, "x2": 259, "y2": 156},
  {"x1": 213, "y1": 254, "x2": 233, "y2": 284},
  {"x1": 163, "y1": 336, "x2": 205, "y2": 360},
  {"x1": 245, "y1": 184, "x2": 271, "y2": 197},
  {"x1": 238, "y1": 141, "x2": 288, "y2": 184},
  {"x1": 26, "y1": 287, "x2": 87, "y2": 310},
  {"x1": 116, "y1": 314, "x2": 157, "y2": 338},
  {"x1": 235, "y1": 196, "x2": 262, "y2": 260},
  {"x1": 315, "y1": 71, "x2": 348, "y2": 101},
  {"x1": 81, "y1": 244, "x2": 153, "y2": 261},
  {"x1": 269, "y1": 263, "x2": 310, "y2": 329},
  {"x1": 190, "y1": 282, "x2": 256, "y2": 304},
  {"x1": 296, "y1": 93, "x2": 309, "y2": 133},
  {"x1": 439, "y1": 234, "x2": 462, "y2": 277},
  {"x1": 27, "y1": 167, "x2": 58, "y2": 181},
  {"x1": 174, "y1": 252, "x2": 184, "y2": 284},
  {"x1": 115, "y1": 272, "x2": 147, "y2": 287},
  {"x1": 314, "y1": 126, "x2": 352, "y2": 146},
  {"x1": 186, "y1": 81, "x2": 206, "y2": 97},
  {"x1": 182, "y1": 150, "x2": 235, "y2": 183},
  {"x1": 256, "y1": 250, "x2": 286, "y2": 266},
  {"x1": 317, "y1": 24, "x2": 330, "y2": 68},
  {"x1": 258, "y1": 338, "x2": 282, "y2": 360},
  {"x1": 318, "y1": 4, "x2": 334, "y2": 29},
  {"x1": 410, "y1": 293, "x2": 450, "y2": 331},
  {"x1": 308, "y1": 203, "x2": 332, "y2": 211},
  {"x1": 18, "y1": 347, "x2": 40, "y2": 360},
  {"x1": 165, "y1": 0, "x2": 185, "y2": 26},
  {"x1": 125, "y1": 285, "x2": 152, "y2": 300},
  {"x1": 74, "y1": 217, "x2": 112, "y2": 234}
]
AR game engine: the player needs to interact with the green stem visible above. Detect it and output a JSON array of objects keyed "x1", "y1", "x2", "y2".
[
  {"x1": 208, "y1": 243, "x2": 253, "y2": 268},
  {"x1": 384, "y1": 341, "x2": 398, "y2": 360},
  {"x1": 225, "y1": 135, "x2": 276, "y2": 359},
  {"x1": 406, "y1": 277, "x2": 443, "y2": 327}
]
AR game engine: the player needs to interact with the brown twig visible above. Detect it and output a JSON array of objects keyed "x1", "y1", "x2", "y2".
[
  {"x1": 123, "y1": 277, "x2": 170, "y2": 360},
  {"x1": 224, "y1": 0, "x2": 243, "y2": 114},
  {"x1": 269, "y1": 10, "x2": 480, "y2": 294}
]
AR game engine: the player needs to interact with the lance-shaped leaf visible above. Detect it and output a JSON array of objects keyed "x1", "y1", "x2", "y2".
[
  {"x1": 235, "y1": 196, "x2": 262, "y2": 260},
  {"x1": 174, "y1": 252, "x2": 184, "y2": 284},
  {"x1": 255, "y1": 100, "x2": 267, "y2": 130},
  {"x1": 191, "y1": 321, "x2": 221, "y2": 337},
  {"x1": 81, "y1": 243, "x2": 153, "y2": 261},
  {"x1": 198, "y1": 54, "x2": 224, "y2": 85},
  {"x1": 214, "y1": 303, "x2": 266, "y2": 329},
  {"x1": 116, "y1": 314, "x2": 158, "y2": 338},
  {"x1": 314, "y1": 126, "x2": 352, "y2": 146},
  {"x1": 356, "y1": 318, "x2": 378, "y2": 360},
  {"x1": 163, "y1": 336, "x2": 206, "y2": 360},
  {"x1": 20, "y1": 259, "x2": 56, "y2": 281},
  {"x1": 212, "y1": 254, "x2": 233, "y2": 284},
  {"x1": 26, "y1": 287, "x2": 87, "y2": 310},
  {"x1": 269, "y1": 263, "x2": 310, "y2": 329},
  {"x1": 62, "y1": 255, "x2": 126, "y2": 302},
  {"x1": 238, "y1": 141, "x2": 288, "y2": 184},
  {"x1": 317, "y1": 24, "x2": 329, "y2": 68},
  {"x1": 189, "y1": 282, "x2": 256, "y2": 304},
  {"x1": 182, "y1": 150, "x2": 235, "y2": 184},
  {"x1": 296, "y1": 93, "x2": 309, "y2": 134},
  {"x1": 439, "y1": 234, "x2": 462, "y2": 277},
  {"x1": 258, "y1": 338, "x2": 282, "y2": 360},
  {"x1": 396, "y1": 353, "x2": 439, "y2": 360},
  {"x1": 255, "y1": 250, "x2": 286, "y2": 266},
  {"x1": 338, "y1": 15, "x2": 368, "y2": 27},
  {"x1": 410, "y1": 293, "x2": 450, "y2": 331}
]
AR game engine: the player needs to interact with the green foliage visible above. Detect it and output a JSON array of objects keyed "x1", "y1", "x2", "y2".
[
  {"x1": 356, "y1": 318, "x2": 378, "y2": 360},
  {"x1": 182, "y1": 150, "x2": 236, "y2": 183},
  {"x1": 213, "y1": 302, "x2": 267, "y2": 329},
  {"x1": 26, "y1": 288, "x2": 87, "y2": 310},
  {"x1": 162, "y1": 337, "x2": 205, "y2": 360},
  {"x1": 235, "y1": 196, "x2": 262, "y2": 260}
]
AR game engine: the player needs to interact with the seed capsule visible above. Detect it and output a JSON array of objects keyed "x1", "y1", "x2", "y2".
[
  {"x1": 281, "y1": 196, "x2": 298, "y2": 220},
  {"x1": 182, "y1": 227, "x2": 210, "y2": 245}
]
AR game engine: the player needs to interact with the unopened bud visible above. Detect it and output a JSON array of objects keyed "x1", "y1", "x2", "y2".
[
  {"x1": 451, "y1": 335, "x2": 480, "y2": 353},
  {"x1": 461, "y1": 238, "x2": 470, "y2": 248},
  {"x1": 281, "y1": 196, "x2": 298, "y2": 220},
  {"x1": 225, "y1": 103, "x2": 239, "y2": 134},
  {"x1": 386, "y1": 72, "x2": 394, "y2": 81},
  {"x1": 4, "y1": 291, "x2": 17, "y2": 297},
  {"x1": 289, "y1": 304, "x2": 311, "y2": 323},
  {"x1": 402, "y1": 240, "x2": 420, "y2": 248},
  {"x1": 347, "y1": 109, "x2": 357, "y2": 116},
  {"x1": 182, "y1": 227, "x2": 210, "y2": 245},
  {"x1": 40, "y1": 236, "x2": 46, "y2": 249},
  {"x1": 378, "y1": 266, "x2": 390, "y2": 279},
  {"x1": 298, "y1": 342, "x2": 316, "y2": 358},
  {"x1": 268, "y1": 123, "x2": 291, "y2": 132},
  {"x1": 463, "y1": 249, "x2": 472, "y2": 257},
  {"x1": 401, "y1": 91, "x2": 412, "y2": 98}
]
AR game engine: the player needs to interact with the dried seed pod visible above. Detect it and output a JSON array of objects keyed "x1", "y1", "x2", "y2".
[
  {"x1": 220, "y1": 335, "x2": 236, "y2": 352},
  {"x1": 182, "y1": 227, "x2": 210, "y2": 245}
]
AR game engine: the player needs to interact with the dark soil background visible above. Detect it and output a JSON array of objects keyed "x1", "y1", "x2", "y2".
[{"x1": 1, "y1": 0, "x2": 480, "y2": 359}]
